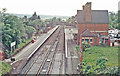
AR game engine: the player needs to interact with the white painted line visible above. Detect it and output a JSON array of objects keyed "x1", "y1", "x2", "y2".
[{"x1": 65, "y1": 38, "x2": 68, "y2": 58}]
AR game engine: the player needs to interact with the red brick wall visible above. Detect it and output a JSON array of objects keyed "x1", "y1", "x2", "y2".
[
  {"x1": 86, "y1": 24, "x2": 95, "y2": 31},
  {"x1": 90, "y1": 37, "x2": 99, "y2": 45},
  {"x1": 76, "y1": 23, "x2": 108, "y2": 45},
  {"x1": 77, "y1": 23, "x2": 109, "y2": 36}
]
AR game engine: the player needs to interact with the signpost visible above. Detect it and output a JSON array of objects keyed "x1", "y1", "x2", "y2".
[{"x1": 11, "y1": 41, "x2": 16, "y2": 56}]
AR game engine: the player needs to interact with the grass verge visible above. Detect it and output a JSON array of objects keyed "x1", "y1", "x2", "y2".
[{"x1": 83, "y1": 46, "x2": 118, "y2": 68}]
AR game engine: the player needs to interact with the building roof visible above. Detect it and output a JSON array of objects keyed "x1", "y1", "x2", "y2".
[
  {"x1": 81, "y1": 29, "x2": 98, "y2": 37},
  {"x1": 29, "y1": 12, "x2": 40, "y2": 21},
  {"x1": 77, "y1": 10, "x2": 109, "y2": 24}
]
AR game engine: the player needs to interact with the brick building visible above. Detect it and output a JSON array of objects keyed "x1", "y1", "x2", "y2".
[{"x1": 75, "y1": 2, "x2": 109, "y2": 45}]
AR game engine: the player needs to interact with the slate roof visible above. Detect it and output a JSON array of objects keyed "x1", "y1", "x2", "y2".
[
  {"x1": 81, "y1": 29, "x2": 98, "y2": 37},
  {"x1": 77, "y1": 10, "x2": 109, "y2": 24}
]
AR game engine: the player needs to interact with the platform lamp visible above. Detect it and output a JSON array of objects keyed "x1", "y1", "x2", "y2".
[{"x1": 23, "y1": 16, "x2": 28, "y2": 46}]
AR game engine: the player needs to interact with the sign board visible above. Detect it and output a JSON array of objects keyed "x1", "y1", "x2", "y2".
[{"x1": 11, "y1": 41, "x2": 16, "y2": 47}]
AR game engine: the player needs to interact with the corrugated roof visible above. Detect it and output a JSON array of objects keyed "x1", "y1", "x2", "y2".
[
  {"x1": 77, "y1": 10, "x2": 109, "y2": 24},
  {"x1": 81, "y1": 29, "x2": 98, "y2": 37}
]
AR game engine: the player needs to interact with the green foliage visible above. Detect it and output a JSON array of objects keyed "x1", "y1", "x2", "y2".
[
  {"x1": 2, "y1": 14, "x2": 22, "y2": 50},
  {"x1": 0, "y1": 61, "x2": 11, "y2": 75},
  {"x1": 94, "y1": 57, "x2": 108, "y2": 74},
  {"x1": 1, "y1": 13, "x2": 36, "y2": 56},
  {"x1": 83, "y1": 46, "x2": 118, "y2": 67},
  {"x1": 82, "y1": 41, "x2": 91, "y2": 51},
  {"x1": 75, "y1": 46, "x2": 81, "y2": 52},
  {"x1": 79, "y1": 46, "x2": 119, "y2": 74},
  {"x1": 26, "y1": 26, "x2": 36, "y2": 39},
  {"x1": 106, "y1": 66, "x2": 120, "y2": 74},
  {"x1": 109, "y1": 12, "x2": 119, "y2": 29},
  {"x1": 78, "y1": 57, "x2": 119, "y2": 74},
  {"x1": 79, "y1": 62, "x2": 92, "y2": 74}
]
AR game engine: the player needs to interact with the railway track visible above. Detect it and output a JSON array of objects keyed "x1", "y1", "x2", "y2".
[
  {"x1": 36, "y1": 27, "x2": 63, "y2": 75},
  {"x1": 49, "y1": 26, "x2": 65, "y2": 74},
  {"x1": 20, "y1": 26, "x2": 64, "y2": 75}
]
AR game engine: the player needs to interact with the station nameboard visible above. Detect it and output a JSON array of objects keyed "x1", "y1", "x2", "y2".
[{"x1": 11, "y1": 41, "x2": 16, "y2": 47}]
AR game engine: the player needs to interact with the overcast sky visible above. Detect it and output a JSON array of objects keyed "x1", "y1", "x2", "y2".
[{"x1": 0, "y1": 0, "x2": 119, "y2": 16}]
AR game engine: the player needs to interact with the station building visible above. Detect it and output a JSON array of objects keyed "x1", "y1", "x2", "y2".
[{"x1": 74, "y1": 2, "x2": 110, "y2": 46}]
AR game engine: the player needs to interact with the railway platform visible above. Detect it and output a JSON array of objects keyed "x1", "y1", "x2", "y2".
[
  {"x1": 4, "y1": 26, "x2": 58, "y2": 63},
  {"x1": 64, "y1": 26, "x2": 79, "y2": 74}
]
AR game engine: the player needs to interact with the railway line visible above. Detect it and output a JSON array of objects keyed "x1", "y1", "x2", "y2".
[
  {"x1": 50, "y1": 26, "x2": 65, "y2": 74},
  {"x1": 20, "y1": 26, "x2": 65, "y2": 75}
]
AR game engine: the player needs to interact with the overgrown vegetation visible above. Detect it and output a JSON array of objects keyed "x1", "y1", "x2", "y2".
[
  {"x1": 77, "y1": 46, "x2": 119, "y2": 74},
  {"x1": 78, "y1": 57, "x2": 119, "y2": 74},
  {"x1": 82, "y1": 41, "x2": 91, "y2": 51},
  {"x1": 0, "y1": 61, "x2": 11, "y2": 75}
]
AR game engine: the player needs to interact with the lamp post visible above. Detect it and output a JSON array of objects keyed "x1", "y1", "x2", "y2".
[
  {"x1": 24, "y1": 16, "x2": 28, "y2": 46},
  {"x1": 78, "y1": 33, "x2": 83, "y2": 74},
  {"x1": 25, "y1": 25, "x2": 26, "y2": 46}
]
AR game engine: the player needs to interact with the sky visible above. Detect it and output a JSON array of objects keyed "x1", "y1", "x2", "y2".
[{"x1": 0, "y1": 0, "x2": 119, "y2": 16}]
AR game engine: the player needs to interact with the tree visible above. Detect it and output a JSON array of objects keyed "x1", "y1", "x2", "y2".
[
  {"x1": 26, "y1": 26, "x2": 36, "y2": 39},
  {"x1": 109, "y1": 12, "x2": 118, "y2": 29},
  {"x1": 2, "y1": 8, "x2": 7, "y2": 13},
  {"x1": 2, "y1": 14, "x2": 25, "y2": 50},
  {"x1": 66, "y1": 16, "x2": 75, "y2": 26}
]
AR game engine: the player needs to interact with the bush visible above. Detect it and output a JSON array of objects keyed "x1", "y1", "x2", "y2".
[
  {"x1": 82, "y1": 41, "x2": 91, "y2": 51},
  {"x1": 0, "y1": 61, "x2": 11, "y2": 75},
  {"x1": 77, "y1": 56, "x2": 120, "y2": 75}
]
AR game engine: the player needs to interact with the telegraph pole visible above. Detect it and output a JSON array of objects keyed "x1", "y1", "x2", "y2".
[
  {"x1": 25, "y1": 25, "x2": 26, "y2": 46},
  {"x1": 24, "y1": 16, "x2": 28, "y2": 46}
]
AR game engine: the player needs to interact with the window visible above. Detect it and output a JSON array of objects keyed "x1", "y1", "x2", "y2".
[
  {"x1": 85, "y1": 39, "x2": 89, "y2": 42},
  {"x1": 105, "y1": 39, "x2": 108, "y2": 44},
  {"x1": 97, "y1": 33, "x2": 101, "y2": 37},
  {"x1": 99, "y1": 39, "x2": 102, "y2": 43},
  {"x1": 82, "y1": 39, "x2": 84, "y2": 42},
  {"x1": 90, "y1": 39, "x2": 92, "y2": 43}
]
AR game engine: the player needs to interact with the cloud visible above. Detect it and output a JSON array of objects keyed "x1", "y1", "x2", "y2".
[{"x1": 0, "y1": 0, "x2": 119, "y2": 16}]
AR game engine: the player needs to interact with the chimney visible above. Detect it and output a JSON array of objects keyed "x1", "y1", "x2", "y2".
[
  {"x1": 82, "y1": 5, "x2": 85, "y2": 10},
  {"x1": 85, "y1": 2, "x2": 91, "y2": 11},
  {"x1": 84, "y1": 2, "x2": 92, "y2": 22}
]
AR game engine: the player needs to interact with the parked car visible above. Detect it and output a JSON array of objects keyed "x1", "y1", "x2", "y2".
[
  {"x1": 110, "y1": 38, "x2": 118, "y2": 42},
  {"x1": 32, "y1": 39, "x2": 35, "y2": 43},
  {"x1": 115, "y1": 34, "x2": 120, "y2": 38}
]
